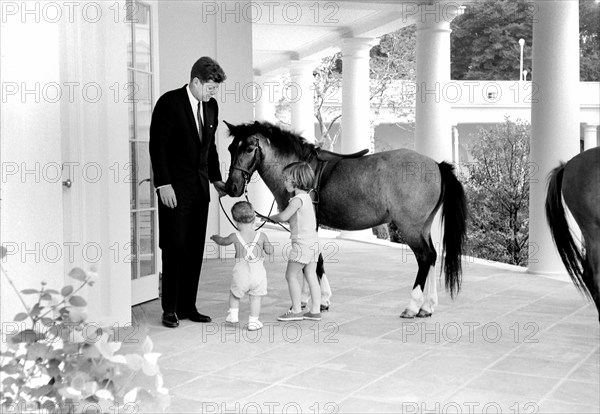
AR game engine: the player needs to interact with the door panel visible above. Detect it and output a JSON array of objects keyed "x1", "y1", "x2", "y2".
[{"x1": 129, "y1": 1, "x2": 159, "y2": 305}]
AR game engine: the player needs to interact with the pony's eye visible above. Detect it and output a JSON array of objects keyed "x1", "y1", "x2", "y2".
[{"x1": 245, "y1": 147, "x2": 254, "y2": 154}]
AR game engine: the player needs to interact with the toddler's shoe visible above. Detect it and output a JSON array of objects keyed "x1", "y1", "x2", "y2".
[
  {"x1": 225, "y1": 310, "x2": 239, "y2": 324},
  {"x1": 247, "y1": 320, "x2": 263, "y2": 331},
  {"x1": 303, "y1": 312, "x2": 322, "y2": 321},
  {"x1": 277, "y1": 310, "x2": 304, "y2": 321}
]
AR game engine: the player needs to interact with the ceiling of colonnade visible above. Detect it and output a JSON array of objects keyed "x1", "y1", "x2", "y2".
[{"x1": 252, "y1": 0, "x2": 453, "y2": 75}]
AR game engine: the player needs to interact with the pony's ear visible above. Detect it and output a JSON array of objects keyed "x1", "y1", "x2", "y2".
[{"x1": 223, "y1": 120, "x2": 235, "y2": 135}]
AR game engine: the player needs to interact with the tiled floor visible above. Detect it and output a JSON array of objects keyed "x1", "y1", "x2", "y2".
[{"x1": 133, "y1": 229, "x2": 599, "y2": 413}]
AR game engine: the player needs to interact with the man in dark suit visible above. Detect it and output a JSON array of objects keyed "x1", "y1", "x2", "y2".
[{"x1": 149, "y1": 56, "x2": 228, "y2": 328}]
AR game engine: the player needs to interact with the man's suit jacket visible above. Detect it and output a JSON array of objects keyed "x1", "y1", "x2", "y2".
[{"x1": 149, "y1": 85, "x2": 222, "y2": 201}]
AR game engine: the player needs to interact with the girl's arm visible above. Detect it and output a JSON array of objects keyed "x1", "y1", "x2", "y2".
[
  {"x1": 210, "y1": 233, "x2": 236, "y2": 246},
  {"x1": 269, "y1": 197, "x2": 301, "y2": 223},
  {"x1": 261, "y1": 233, "x2": 274, "y2": 255}
]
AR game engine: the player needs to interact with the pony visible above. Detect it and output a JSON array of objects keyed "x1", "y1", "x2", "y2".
[
  {"x1": 223, "y1": 121, "x2": 467, "y2": 317},
  {"x1": 545, "y1": 146, "x2": 600, "y2": 320}
]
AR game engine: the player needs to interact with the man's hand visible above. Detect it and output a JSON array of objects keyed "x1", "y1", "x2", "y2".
[
  {"x1": 158, "y1": 185, "x2": 177, "y2": 208},
  {"x1": 213, "y1": 180, "x2": 228, "y2": 198}
]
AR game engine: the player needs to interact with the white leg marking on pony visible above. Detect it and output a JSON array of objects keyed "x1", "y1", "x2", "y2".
[
  {"x1": 301, "y1": 273, "x2": 332, "y2": 307},
  {"x1": 407, "y1": 286, "x2": 424, "y2": 314},
  {"x1": 420, "y1": 266, "x2": 438, "y2": 313},
  {"x1": 320, "y1": 273, "x2": 332, "y2": 306}
]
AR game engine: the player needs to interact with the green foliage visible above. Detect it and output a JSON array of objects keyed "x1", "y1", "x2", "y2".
[
  {"x1": 451, "y1": 0, "x2": 600, "y2": 81},
  {"x1": 370, "y1": 26, "x2": 417, "y2": 122},
  {"x1": 462, "y1": 117, "x2": 531, "y2": 265},
  {"x1": 451, "y1": 0, "x2": 534, "y2": 80},
  {"x1": 580, "y1": 0, "x2": 600, "y2": 81},
  {"x1": 313, "y1": 53, "x2": 343, "y2": 150},
  {"x1": 0, "y1": 257, "x2": 170, "y2": 413}
]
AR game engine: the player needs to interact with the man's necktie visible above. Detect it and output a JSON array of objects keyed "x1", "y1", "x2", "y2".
[{"x1": 197, "y1": 101, "x2": 203, "y2": 143}]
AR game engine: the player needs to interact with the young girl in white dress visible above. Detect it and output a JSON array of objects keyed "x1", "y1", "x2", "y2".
[{"x1": 268, "y1": 162, "x2": 322, "y2": 321}]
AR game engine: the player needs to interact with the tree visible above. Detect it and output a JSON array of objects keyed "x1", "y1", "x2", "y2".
[
  {"x1": 462, "y1": 117, "x2": 531, "y2": 265},
  {"x1": 451, "y1": 0, "x2": 534, "y2": 80},
  {"x1": 451, "y1": 0, "x2": 600, "y2": 81},
  {"x1": 580, "y1": 0, "x2": 600, "y2": 81},
  {"x1": 313, "y1": 53, "x2": 343, "y2": 150},
  {"x1": 370, "y1": 26, "x2": 417, "y2": 122}
]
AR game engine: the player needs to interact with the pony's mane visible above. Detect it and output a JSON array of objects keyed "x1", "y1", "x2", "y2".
[{"x1": 231, "y1": 121, "x2": 318, "y2": 161}]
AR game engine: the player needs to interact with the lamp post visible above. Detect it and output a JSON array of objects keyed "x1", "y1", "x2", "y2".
[
  {"x1": 519, "y1": 38, "x2": 525, "y2": 81},
  {"x1": 523, "y1": 69, "x2": 528, "y2": 81}
]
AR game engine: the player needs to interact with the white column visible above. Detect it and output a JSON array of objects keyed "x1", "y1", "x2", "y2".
[
  {"x1": 528, "y1": 1, "x2": 580, "y2": 275},
  {"x1": 414, "y1": 7, "x2": 458, "y2": 265},
  {"x1": 213, "y1": 1, "x2": 255, "y2": 255},
  {"x1": 583, "y1": 124, "x2": 599, "y2": 150},
  {"x1": 340, "y1": 37, "x2": 378, "y2": 153},
  {"x1": 251, "y1": 74, "x2": 279, "y2": 215},
  {"x1": 414, "y1": 8, "x2": 456, "y2": 162},
  {"x1": 254, "y1": 74, "x2": 279, "y2": 124},
  {"x1": 338, "y1": 37, "x2": 378, "y2": 241},
  {"x1": 289, "y1": 61, "x2": 317, "y2": 142}
]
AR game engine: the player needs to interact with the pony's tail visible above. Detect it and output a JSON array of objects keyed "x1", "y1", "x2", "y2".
[
  {"x1": 545, "y1": 164, "x2": 590, "y2": 299},
  {"x1": 438, "y1": 162, "x2": 468, "y2": 299},
  {"x1": 316, "y1": 253, "x2": 325, "y2": 282}
]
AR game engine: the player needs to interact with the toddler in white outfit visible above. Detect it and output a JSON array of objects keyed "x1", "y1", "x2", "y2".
[{"x1": 211, "y1": 201, "x2": 273, "y2": 330}]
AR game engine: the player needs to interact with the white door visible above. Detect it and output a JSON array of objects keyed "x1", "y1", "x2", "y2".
[{"x1": 0, "y1": 18, "x2": 67, "y2": 321}]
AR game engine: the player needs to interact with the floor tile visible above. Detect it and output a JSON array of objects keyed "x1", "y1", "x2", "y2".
[
  {"x1": 460, "y1": 371, "x2": 559, "y2": 401},
  {"x1": 170, "y1": 375, "x2": 269, "y2": 403},
  {"x1": 545, "y1": 379, "x2": 600, "y2": 405},
  {"x1": 212, "y1": 357, "x2": 305, "y2": 384},
  {"x1": 236, "y1": 384, "x2": 344, "y2": 412}
]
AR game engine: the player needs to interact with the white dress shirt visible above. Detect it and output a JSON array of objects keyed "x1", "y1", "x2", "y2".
[{"x1": 186, "y1": 84, "x2": 203, "y2": 129}]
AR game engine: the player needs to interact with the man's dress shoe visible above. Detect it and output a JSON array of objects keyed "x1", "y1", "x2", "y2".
[
  {"x1": 184, "y1": 311, "x2": 212, "y2": 323},
  {"x1": 162, "y1": 312, "x2": 179, "y2": 328}
]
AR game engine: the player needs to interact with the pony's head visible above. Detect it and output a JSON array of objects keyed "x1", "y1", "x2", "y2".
[
  {"x1": 224, "y1": 120, "x2": 265, "y2": 197},
  {"x1": 223, "y1": 120, "x2": 318, "y2": 197}
]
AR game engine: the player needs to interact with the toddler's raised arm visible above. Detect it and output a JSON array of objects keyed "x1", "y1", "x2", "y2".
[{"x1": 210, "y1": 233, "x2": 236, "y2": 246}]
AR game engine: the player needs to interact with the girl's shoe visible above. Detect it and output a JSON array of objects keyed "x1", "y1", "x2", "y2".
[
  {"x1": 303, "y1": 312, "x2": 321, "y2": 321},
  {"x1": 277, "y1": 310, "x2": 304, "y2": 321}
]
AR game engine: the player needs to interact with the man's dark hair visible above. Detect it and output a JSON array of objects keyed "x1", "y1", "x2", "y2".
[{"x1": 190, "y1": 56, "x2": 227, "y2": 83}]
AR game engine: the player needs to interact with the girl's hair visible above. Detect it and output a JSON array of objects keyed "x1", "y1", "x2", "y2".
[
  {"x1": 283, "y1": 161, "x2": 315, "y2": 191},
  {"x1": 231, "y1": 201, "x2": 255, "y2": 223}
]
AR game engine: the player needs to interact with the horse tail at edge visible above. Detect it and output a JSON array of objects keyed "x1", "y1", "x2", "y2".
[
  {"x1": 438, "y1": 161, "x2": 468, "y2": 299},
  {"x1": 317, "y1": 253, "x2": 324, "y2": 282},
  {"x1": 545, "y1": 164, "x2": 590, "y2": 299}
]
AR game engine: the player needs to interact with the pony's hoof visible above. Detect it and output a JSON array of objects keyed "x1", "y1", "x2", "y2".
[
  {"x1": 416, "y1": 309, "x2": 433, "y2": 318},
  {"x1": 400, "y1": 309, "x2": 417, "y2": 319}
]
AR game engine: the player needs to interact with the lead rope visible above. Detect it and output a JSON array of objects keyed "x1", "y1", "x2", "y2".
[{"x1": 218, "y1": 178, "x2": 290, "y2": 233}]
